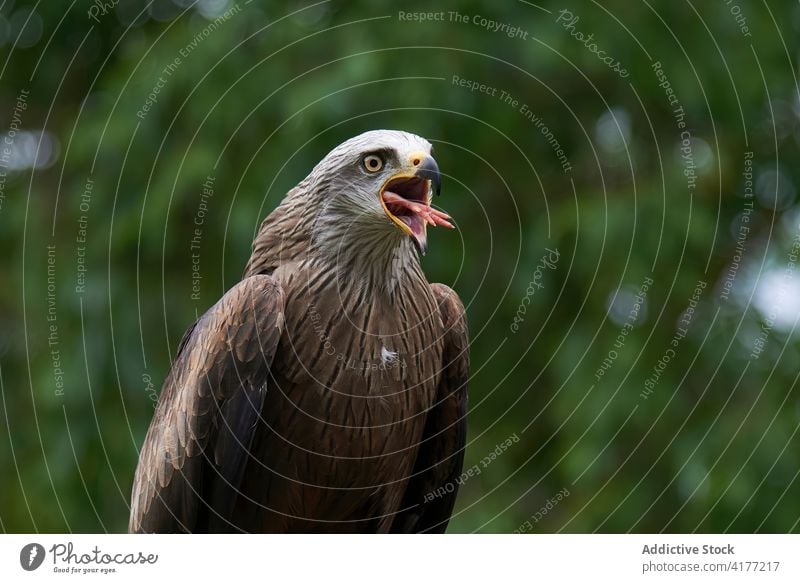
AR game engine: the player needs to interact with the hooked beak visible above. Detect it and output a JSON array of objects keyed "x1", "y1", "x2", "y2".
[
  {"x1": 379, "y1": 154, "x2": 452, "y2": 256},
  {"x1": 415, "y1": 155, "x2": 441, "y2": 197}
]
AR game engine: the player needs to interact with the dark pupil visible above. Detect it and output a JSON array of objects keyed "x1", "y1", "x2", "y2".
[{"x1": 369, "y1": 158, "x2": 378, "y2": 168}]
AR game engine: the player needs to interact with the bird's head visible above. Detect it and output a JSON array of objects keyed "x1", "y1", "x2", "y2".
[{"x1": 308, "y1": 130, "x2": 453, "y2": 256}]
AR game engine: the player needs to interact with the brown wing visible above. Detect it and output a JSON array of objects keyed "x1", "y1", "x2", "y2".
[
  {"x1": 391, "y1": 283, "x2": 469, "y2": 533},
  {"x1": 129, "y1": 275, "x2": 285, "y2": 533}
]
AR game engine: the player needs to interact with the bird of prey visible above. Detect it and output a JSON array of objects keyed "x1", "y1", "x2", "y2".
[{"x1": 129, "y1": 130, "x2": 469, "y2": 533}]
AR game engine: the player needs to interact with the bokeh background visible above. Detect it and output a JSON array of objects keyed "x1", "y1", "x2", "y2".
[{"x1": 1, "y1": 0, "x2": 800, "y2": 533}]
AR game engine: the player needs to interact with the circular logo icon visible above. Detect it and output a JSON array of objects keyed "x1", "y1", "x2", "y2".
[{"x1": 19, "y1": 543, "x2": 46, "y2": 571}]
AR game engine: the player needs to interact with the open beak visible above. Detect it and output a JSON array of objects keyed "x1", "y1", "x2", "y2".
[{"x1": 379, "y1": 155, "x2": 453, "y2": 255}]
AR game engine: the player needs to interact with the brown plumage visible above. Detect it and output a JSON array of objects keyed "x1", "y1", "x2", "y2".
[{"x1": 129, "y1": 130, "x2": 469, "y2": 533}]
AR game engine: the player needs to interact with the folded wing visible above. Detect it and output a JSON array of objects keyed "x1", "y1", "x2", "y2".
[{"x1": 129, "y1": 275, "x2": 285, "y2": 533}]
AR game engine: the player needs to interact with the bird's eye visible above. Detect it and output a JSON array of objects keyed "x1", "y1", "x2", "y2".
[{"x1": 363, "y1": 154, "x2": 384, "y2": 173}]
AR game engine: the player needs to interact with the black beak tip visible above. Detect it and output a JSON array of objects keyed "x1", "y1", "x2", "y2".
[{"x1": 416, "y1": 156, "x2": 442, "y2": 197}]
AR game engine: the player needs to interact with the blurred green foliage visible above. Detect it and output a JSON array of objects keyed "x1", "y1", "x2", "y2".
[{"x1": 1, "y1": 0, "x2": 800, "y2": 533}]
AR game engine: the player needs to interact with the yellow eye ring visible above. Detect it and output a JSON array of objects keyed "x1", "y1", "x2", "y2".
[{"x1": 363, "y1": 154, "x2": 384, "y2": 172}]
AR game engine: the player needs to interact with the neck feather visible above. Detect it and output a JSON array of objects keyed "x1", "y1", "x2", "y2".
[
  {"x1": 311, "y1": 200, "x2": 421, "y2": 296},
  {"x1": 245, "y1": 183, "x2": 422, "y2": 297}
]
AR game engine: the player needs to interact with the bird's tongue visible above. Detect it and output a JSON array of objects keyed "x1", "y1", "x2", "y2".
[
  {"x1": 381, "y1": 191, "x2": 454, "y2": 229},
  {"x1": 381, "y1": 189, "x2": 454, "y2": 256}
]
